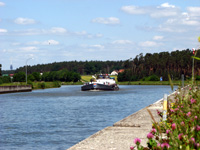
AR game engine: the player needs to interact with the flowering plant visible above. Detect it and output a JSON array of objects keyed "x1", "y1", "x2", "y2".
[{"x1": 130, "y1": 85, "x2": 200, "y2": 150}]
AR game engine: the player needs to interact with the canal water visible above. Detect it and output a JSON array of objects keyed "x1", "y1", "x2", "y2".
[{"x1": 0, "y1": 85, "x2": 174, "y2": 150}]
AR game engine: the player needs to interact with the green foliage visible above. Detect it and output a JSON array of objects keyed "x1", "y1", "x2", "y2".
[
  {"x1": 0, "y1": 76, "x2": 11, "y2": 83},
  {"x1": 27, "y1": 80, "x2": 33, "y2": 88},
  {"x1": 13, "y1": 72, "x2": 26, "y2": 82},
  {"x1": 196, "y1": 76, "x2": 200, "y2": 81},
  {"x1": 119, "y1": 49, "x2": 200, "y2": 81},
  {"x1": 15, "y1": 60, "x2": 124, "y2": 75},
  {"x1": 53, "y1": 81, "x2": 61, "y2": 88},
  {"x1": 38, "y1": 82, "x2": 46, "y2": 89},
  {"x1": 0, "y1": 64, "x2": 1, "y2": 76},
  {"x1": 0, "y1": 78, "x2": 3, "y2": 84},
  {"x1": 28, "y1": 74, "x2": 35, "y2": 81},
  {"x1": 40, "y1": 69, "x2": 81, "y2": 82},
  {"x1": 145, "y1": 75, "x2": 160, "y2": 81},
  {"x1": 32, "y1": 72, "x2": 41, "y2": 81}
]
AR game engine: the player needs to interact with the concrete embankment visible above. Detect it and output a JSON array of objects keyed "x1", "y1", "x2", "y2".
[
  {"x1": 0, "y1": 85, "x2": 32, "y2": 94},
  {"x1": 67, "y1": 88, "x2": 186, "y2": 150}
]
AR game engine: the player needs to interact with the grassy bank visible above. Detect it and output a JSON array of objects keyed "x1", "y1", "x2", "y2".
[{"x1": 0, "y1": 82, "x2": 61, "y2": 90}]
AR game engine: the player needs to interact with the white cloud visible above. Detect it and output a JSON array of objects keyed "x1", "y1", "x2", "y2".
[
  {"x1": 27, "y1": 40, "x2": 59, "y2": 45},
  {"x1": 14, "y1": 17, "x2": 36, "y2": 25},
  {"x1": 0, "y1": 28, "x2": 7, "y2": 33},
  {"x1": 121, "y1": 5, "x2": 147, "y2": 15},
  {"x1": 122, "y1": 3, "x2": 178, "y2": 18},
  {"x1": 43, "y1": 40, "x2": 59, "y2": 45},
  {"x1": 139, "y1": 41, "x2": 158, "y2": 47},
  {"x1": 150, "y1": 10, "x2": 178, "y2": 18},
  {"x1": 21, "y1": 46, "x2": 38, "y2": 52},
  {"x1": 160, "y1": 3, "x2": 175, "y2": 8},
  {"x1": 112, "y1": 40, "x2": 133, "y2": 44},
  {"x1": 153, "y1": 36, "x2": 163, "y2": 40},
  {"x1": 0, "y1": 2, "x2": 5, "y2": 6},
  {"x1": 92, "y1": 17, "x2": 120, "y2": 25},
  {"x1": 50, "y1": 27, "x2": 67, "y2": 34},
  {"x1": 187, "y1": 7, "x2": 200, "y2": 17}
]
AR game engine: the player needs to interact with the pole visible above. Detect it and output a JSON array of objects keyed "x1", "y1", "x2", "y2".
[{"x1": 163, "y1": 94, "x2": 168, "y2": 121}]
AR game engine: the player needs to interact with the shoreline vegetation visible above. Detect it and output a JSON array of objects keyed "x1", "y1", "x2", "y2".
[{"x1": 0, "y1": 75, "x2": 199, "y2": 90}]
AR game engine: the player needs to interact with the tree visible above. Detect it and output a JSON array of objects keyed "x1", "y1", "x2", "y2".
[
  {"x1": 32, "y1": 72, "x2": 41, "y2": 81},
  {"x1": 13, "y1": 72, "x2": 26, "y2": 82},
  {"x1": 0, "y1": 64, "x2": 2, "y2": 76}
]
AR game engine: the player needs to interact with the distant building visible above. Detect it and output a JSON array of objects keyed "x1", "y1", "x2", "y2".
[{"x1": 111, "y1": 70, "x2": 118, "y2": 75}]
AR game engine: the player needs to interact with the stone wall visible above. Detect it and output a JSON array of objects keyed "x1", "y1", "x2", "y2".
[{"x1": 0, "y1": 85, "x2": 32, "y2": 94}]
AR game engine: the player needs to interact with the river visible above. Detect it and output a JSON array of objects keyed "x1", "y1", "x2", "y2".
[{"x1": 0, "y1": 85, "x2": 174, "y2": 150}]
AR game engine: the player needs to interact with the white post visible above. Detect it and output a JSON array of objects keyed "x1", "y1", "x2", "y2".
[{"x1": 163, "y1": 94, "x2": 168, "y2": 121}]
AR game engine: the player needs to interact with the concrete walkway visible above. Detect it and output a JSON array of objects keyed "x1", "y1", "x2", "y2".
[{"x1": 67, "y1": 97, "x2": 165, "y2": 150}]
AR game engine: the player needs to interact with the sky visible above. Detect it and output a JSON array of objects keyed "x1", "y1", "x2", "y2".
[{"x1": 0, "y1": 0, "x2": 200, "y2": 70}]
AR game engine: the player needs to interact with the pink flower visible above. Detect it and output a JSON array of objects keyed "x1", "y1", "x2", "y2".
[
  {"x1": 181, "y1": 121, "x2": 185, "y2": 126},
  {"x1": 186, "y1": 112, "x2": 191, "y2": 117},
  {"x1": 178, "y1": 133, "x2": 184, "y2": 140},
  {"x1": 157, "y1": 143, "x2": 161, "y2": 147},
  {"x1": 172, "y1": 123, "x2": 176, "y2": 130},
  {"x1": 195, "y1": 116, "x2": 198, "y2": 119},
  {"x1": 174, "y1": 108, "x2": 179, "y2": 111},
  {"x1": 189, "y1": 87, "x2": 192, "y2": 90},
  {"x1": 147, "y1": 132, "x2": 154, "y2": 139},
  {"x1": 170, "y1": 109, "x2": 175, "y2": 112},
  {"x1": 151, "y1": 128, "x2": 157, "y2": 134},
  {"x1": 161, "y1": 143, "x2": 170, "y2": 149},
  {"x1": 166, "y1": 129, "x2": 171, "y2": 134},
  {"x1": 196, "y1": 125, "x2": 200, "y2": 131},
  {"x1": 190, "y1": 137, "x2": 195, "y2": 143},
  {"x1": 134, "y1": 138, "x2": 141, "y2": 145},
  {"x1": 156, "y1": 109, "x2": 161, "y2": 115},
  {"x1": 130, "y1": 146, "x2": 134, "y2": 150},
  {"x1": 190, "y1": 98, "x2": 196, "y2": 104},
  {"x1": 195, "y1": 143, "x2": 200, "y2": 148}
]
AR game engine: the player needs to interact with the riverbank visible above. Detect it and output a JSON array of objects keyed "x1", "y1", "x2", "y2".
[
  {"x1": 67, "y1": 86, "x2": 189, "y2": 150},
  {"x1": 0, "y1": 85, "x2": 32, "y2": 94}
]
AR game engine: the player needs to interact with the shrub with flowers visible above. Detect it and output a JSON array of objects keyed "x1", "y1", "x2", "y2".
[{"x1": 130, "y1": 85, "x2": 200, "y2": 150}]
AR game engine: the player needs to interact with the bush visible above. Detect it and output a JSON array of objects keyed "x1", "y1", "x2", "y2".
[
  {"x1": 146, "y1": 75, "x2": 160, "y2": 81},
  {"x1": 27, "y1": 80, "x2": 33, "y2": 89},
  {"x1": 196, "y1": 75, "x2": 200, "y2": 80},
  {"x1": 53, "y1": 81, "x2": 61, "y2": 88},
  {"x1": 38, "y1": 82, "x2": 46, "y2": 89}
]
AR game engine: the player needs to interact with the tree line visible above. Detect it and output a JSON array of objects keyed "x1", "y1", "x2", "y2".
[
  {"x1": 15, "y1": 60, "x2": 124, "y2": 75},
  {"x1": 118, "y1": 49, "x2": 200, "y2": 81},
  {"x1": 0, "y1": 69, "x2": 81, "y2": 84},
  {"x1": 1, "y1": 49, "x2": 200, "y2": 83}
]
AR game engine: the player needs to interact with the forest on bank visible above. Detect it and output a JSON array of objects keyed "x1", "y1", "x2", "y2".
[{"x1": 1, "y1": 49, "x2": 200, "y2": 82}]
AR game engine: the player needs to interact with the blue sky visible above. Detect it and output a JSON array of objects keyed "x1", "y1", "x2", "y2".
[{"x1": 0, "y1": 0, "x2": 200, "y2": 70}]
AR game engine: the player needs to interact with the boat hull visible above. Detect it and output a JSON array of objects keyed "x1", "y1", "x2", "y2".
[{"x1": 81, "y1": 83, "x2": 119, "y2": 91}]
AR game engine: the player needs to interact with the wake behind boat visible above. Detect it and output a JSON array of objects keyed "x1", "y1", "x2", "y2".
[{"x1": 81, "y1": 74, "x2": 119, "y2": 91}]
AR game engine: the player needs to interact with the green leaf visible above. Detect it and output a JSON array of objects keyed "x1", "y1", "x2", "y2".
[
  {"x1": 186, "y1": 145, "x2": 190, "y2": 150},
  {"x1": 168, "y1": 74, "x2": 174, "y2": 91},
  {"x1": 192, "y1": 56, "x2": 200, "y2": 61}
]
